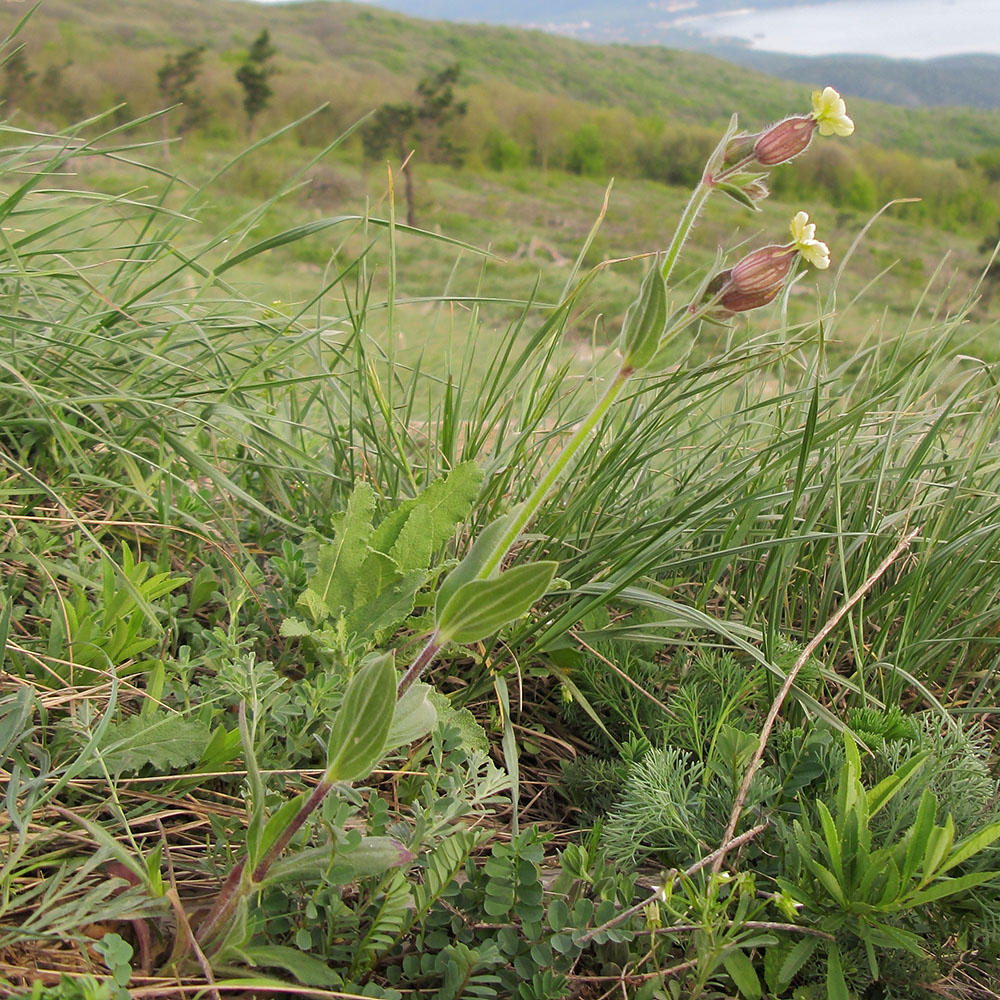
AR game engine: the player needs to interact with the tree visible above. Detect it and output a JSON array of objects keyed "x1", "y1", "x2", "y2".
[
  {"x1": 565, "y1": 123, "x2": 605, "y2": 176},
  {"x1": 157, "y1": 45, "x2": 208, "y2": 158},
  {"x1": 34, "y1": 64, "x2": 83, "y2": 123},
  {"x1": 1, "y1": 47, "x2": 36, "y2": 112},
  {"x1": 362, "y1": 63, "x2": 468, "y2": 227},
  {"x1": 235, "y1": 29, "x2": 276, "y2": 140}
]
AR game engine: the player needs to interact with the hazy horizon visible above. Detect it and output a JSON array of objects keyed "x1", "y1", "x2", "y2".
[{"x1": 245, "y1": 0, "x2": 1000, "y2": 60}]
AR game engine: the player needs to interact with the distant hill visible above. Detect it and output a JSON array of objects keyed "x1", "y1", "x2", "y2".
[
  {"x1": 708, "y1": 50, "x2": 1000, "y2": 112},
  {"x1": 10, "y1": 0, "x2": 1000, "y2": 162},
  {"x1": 352, "y1": 0, "x2": 1000, "y2": 111}
]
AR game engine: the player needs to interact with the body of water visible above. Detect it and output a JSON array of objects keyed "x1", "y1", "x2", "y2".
[{"x1": 677, "y1": 0, "x2": 1000, "y2": 58}]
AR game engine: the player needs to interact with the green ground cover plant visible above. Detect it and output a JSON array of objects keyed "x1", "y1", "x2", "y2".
[{"x1": 3, "y1": 15, "x2": 1000, "y2": 996}]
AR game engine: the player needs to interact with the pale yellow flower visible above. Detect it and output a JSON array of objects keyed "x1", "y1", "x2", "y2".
[
  {"x1": 811, "y1": 86, "x2": 855, "y2": 137},
  {"x1": 789, "y1": 211, "x2": 830, "y2": 269}
]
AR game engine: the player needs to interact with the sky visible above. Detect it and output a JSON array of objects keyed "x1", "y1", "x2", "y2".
[{"x1": 244, "y1": 0, "x2": 1000, "y2": 60}]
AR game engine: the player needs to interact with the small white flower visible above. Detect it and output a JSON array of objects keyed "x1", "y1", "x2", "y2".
[
  {"x1": 790, "y1": 210, "x2": 831, "y2": 270},
  {"x1": 811, "y1": 86, "x2": 855, "y2": 137}
]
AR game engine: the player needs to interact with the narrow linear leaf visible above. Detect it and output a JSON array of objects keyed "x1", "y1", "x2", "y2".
[
  {"x1": 903, "y1": 869, "x2": 1000, "y2": 907},
  {"x1": 827, "y1": 945, "x2": 849, "y2": 1000},
  {"x1": 938, "y1": 820, "x2": 1000, "y2": 875},
  {"x1": 777, "y1": 936, "x2": 819, "y2": 988}
]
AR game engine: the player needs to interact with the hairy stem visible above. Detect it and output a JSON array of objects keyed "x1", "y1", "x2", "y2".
[
  {"x1": 661, "y1": 179, "x2": 712, "y2": 285},
  {"x1": 397, "y1": 633, "x2": 443, "y2": 697}
]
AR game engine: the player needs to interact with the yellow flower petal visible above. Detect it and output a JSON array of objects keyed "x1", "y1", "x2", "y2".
[
  {"x1": 789, "y1": 210, "x2": 815, "y2": 245},
  {"x1": 789, "y1": 211, "x2": 831, "y2": 269},
  {"x1": 811, "y1": 86, "x2": 855, "y2": 138},
  {"x1": 800, "y1": 239, "x2": 830, "y2": 269}
]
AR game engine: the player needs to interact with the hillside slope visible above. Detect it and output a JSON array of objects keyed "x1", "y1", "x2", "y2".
[{"x1": 8, "y1": 0, "x2": 1000, "y2": 161}]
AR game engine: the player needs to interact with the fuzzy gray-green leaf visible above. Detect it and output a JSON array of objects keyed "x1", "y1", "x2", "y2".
[{"x1": 301, "y1": 483, "x2": 376, "y2": 623}]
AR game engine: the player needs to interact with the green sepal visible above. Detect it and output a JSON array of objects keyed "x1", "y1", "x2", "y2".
[{"x1": 715, "y1": 180, "x2": 763, "y2": 212}]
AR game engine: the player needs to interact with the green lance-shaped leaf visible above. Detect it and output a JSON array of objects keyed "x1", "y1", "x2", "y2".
[
  {"x1": 618, "y1": 258, "x2": 667, "y2": 370},
  {"x1": 722, "y1": 949, "x2": 762, "y2": 1000},
  {"x1": 385, "y1": 682, "x2": 437, "y2": 751},
  {"x1": 264, "y1": 836, "x2": 416, "y2": 885},
  {"x1": 436, "y1": 561, "x2": 558, "y2": 645},
  {"x1": 435, "y1": 508, "x2": 522, "y2": 619},
  {"x1": 326, "y1": 652, "x2": 396, "y2": 782}
]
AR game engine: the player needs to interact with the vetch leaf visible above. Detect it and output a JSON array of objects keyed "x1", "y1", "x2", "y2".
[
  {"x1": 436, "y1": 561, "x2": 558, "y2": 644},
  {"x1": 326, "y1": 652, "x2": 396, "y2": 782}
]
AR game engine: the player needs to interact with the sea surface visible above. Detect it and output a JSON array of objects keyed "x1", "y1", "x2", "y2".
[{"x1": 678, "y1": 0, "x2": 1000, "y2": 58}]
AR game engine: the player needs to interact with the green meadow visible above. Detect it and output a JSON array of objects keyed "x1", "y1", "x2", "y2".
[{"x1": 3, "y1": 3, "x2": 1000, "y2": 998}]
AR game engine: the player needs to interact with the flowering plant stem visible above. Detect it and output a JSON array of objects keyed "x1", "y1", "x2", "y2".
[
  {"x1": 196, "y1": 111, "x2": 734, "y2": 959},
  {"x1": 661, "y1": 182, "x2": 713, "y2": 286},
  {"x1": 660, "y1": 113, "x2": 739, "y2": 284},
  {"x1": 197, "y1": 776, "x2": 335, "y2": 951}
]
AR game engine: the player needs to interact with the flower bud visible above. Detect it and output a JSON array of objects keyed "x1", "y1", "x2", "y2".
[
  {"x1": 753, "y1": 115, "x2": 816, "y2": 166},
  {"x1": 704, "y1": 245, "x2": 797, "y2": 317},
  {"x1": 718, "y1": 282, "x2": 784, "y2": 314},
  {"x1": 723, "y1": 131, "x2": 756, "y2": 166},
  {"x1": 730, "y1": 244, "x2": 796, "y2": 293},
  {"x1": 701, "y1": 266, "x2": 785, "y2": 318},
  {"x1": 742, "y1": 178, "x2": 770, "y2": 204}
]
